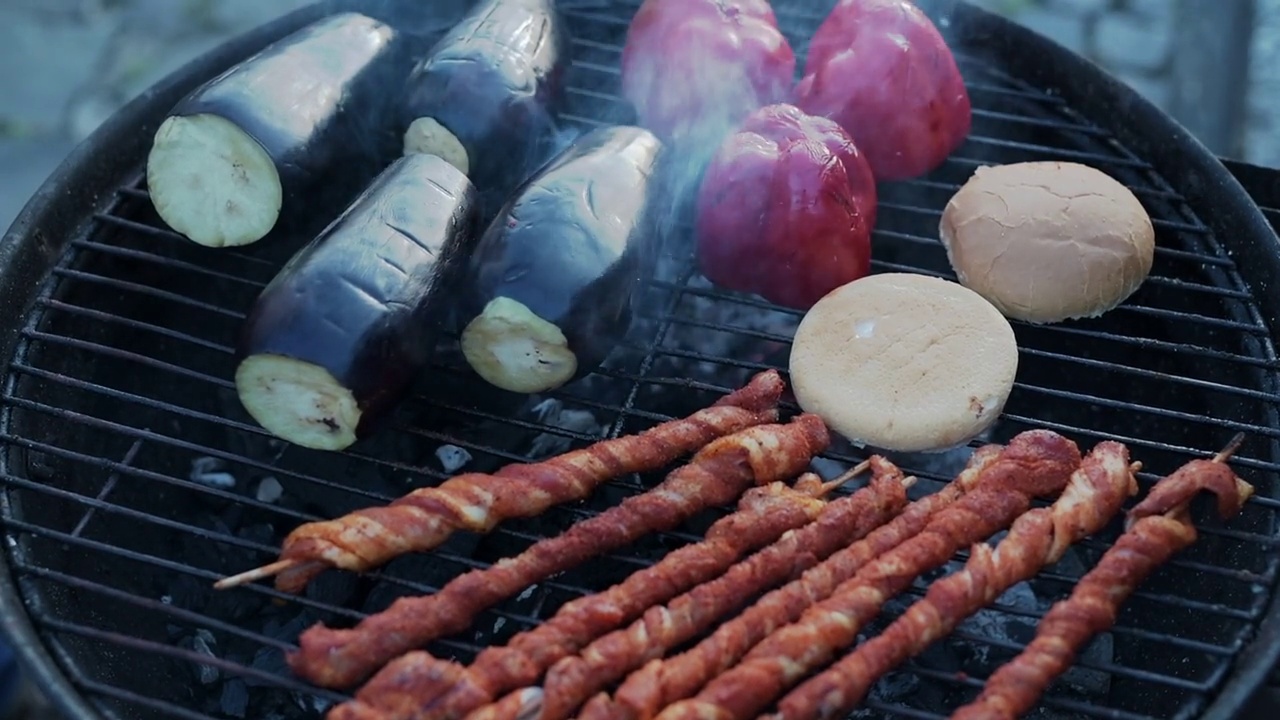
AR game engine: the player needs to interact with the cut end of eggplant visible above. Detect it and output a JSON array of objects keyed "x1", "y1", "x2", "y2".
[
  {"x1": 146, "y1": 113, "x2": 283, "y2": 248},
  {"x1": 403, "y1": 116, "x2": 470, "y2": 175},
  {"x1": 460, "y1": 296, "x2": 578, "y2": 394},
  {"x1": 235, "y1": 353, "x2": 362, "y2": 451}
]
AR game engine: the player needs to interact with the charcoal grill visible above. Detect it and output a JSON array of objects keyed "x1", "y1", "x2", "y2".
[{"x1": 3, "y1": 1, "x2": 1280, "y2": 719}]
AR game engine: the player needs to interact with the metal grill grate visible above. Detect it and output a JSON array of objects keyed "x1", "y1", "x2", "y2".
[{"x1": 2, "y1": 2, "x2": 1280, "y2": 720}]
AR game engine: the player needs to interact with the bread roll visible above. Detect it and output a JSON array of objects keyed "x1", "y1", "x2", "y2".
[
  {"x1": 789, "y1": 273, "x2": 1018, "y2": 453},
  {"x1": 939, "y1": 161, "x2": 1155, "y2": 324}
]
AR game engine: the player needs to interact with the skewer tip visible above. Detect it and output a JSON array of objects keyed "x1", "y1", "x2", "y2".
[
  {"x1": 1213, "y1": 432, "x2": 1247, "y2": 464},
  {"x1": 516, "y1": 688, "x2": 544, "y2": 720},
  {"x1": 213, "y1": 558, "x2": 298, "y2": 590},
  {"x1": 818, "y1": 459, "x2": 872, "y2": 494}
]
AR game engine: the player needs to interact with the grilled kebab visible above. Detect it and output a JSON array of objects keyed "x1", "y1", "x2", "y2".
[
  {"x1": 651, "y1": 429, "x2": 1082, "y2": 720},
  {"x1": 215, "y1": 369, "x2": 784, "y2": 599},
  {"x1": 551, "y1": 448, "x2": 1004, "y2": 720},
  {"x1": 767, "y1": 441, "x2": 1139, "y2": 720},
  {"x1": 315, "y1": 413, "x2": 831, "y2": 717},
  {"x1": 463, "y1": 456, "x2": 916, "y2": 720},
  {"x1": 949, "y1": 435, "x2": 1252, "y2": 720},
  {"x1": 362, "y1": 460, "x2": 905, "y2": 720}
]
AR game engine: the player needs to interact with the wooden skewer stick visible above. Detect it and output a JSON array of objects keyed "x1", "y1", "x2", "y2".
[
  {"x1": 1213, "y1": 431, "x2": 1246, "y2": 465},
  {"x1": 819, "y1": 460, "x2": 871, "y2": 494},
  {"x1": 214, "y1": 558, "x2": 315, "y2": 590}
]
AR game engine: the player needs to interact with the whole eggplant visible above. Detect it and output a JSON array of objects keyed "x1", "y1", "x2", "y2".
[
  {"x1": 457, "y1": 125, "x2": 666, "y2": 395},
  {"x1": 146, "y1": 12, "x2": 410, "y2": 249},
  {"x1": 400, "y1": 0, "x2": 571, "y2": 194},
  {"x1": 234, "y1": 153, "x2": 482, "y2": 452}
]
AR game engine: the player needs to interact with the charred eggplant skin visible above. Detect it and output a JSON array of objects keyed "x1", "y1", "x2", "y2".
[
  {"x1": 400, "y1": 0, "x2": 570, "y2": 191},
  {"x1": 458, "y1": 125, "x2": 666, "y2": 394},
  {"x1": 150, "y1": 12, "x2": 409, "y2": 247},
  {"x1": 236, "y1": 153, "x2": 482, "y2": 449}
]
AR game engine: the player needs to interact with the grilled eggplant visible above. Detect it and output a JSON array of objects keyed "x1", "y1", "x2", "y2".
[
  {"x1": 234, "y1": 153, "x2": 482, "y2": 451},
  {"x1": 146, "y1": 12, "x2": 408, "y2": 249},
  {"x1": 400, "y1": 0, "x2": 570, "y2": 193},
  {"x1": 458, "y1": 125, "x2": 666, "y2": 395}
]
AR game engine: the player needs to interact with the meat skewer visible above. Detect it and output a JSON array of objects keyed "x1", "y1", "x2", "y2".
[
  {"x1": 766, "y1": 440, "x2": 1140, "y2": 720},
  {"x1": 411, "y1": 462, "x2": 900, "y2": 720},
  {"x1": 949, "y1": 434, "x2": 1252, "y2": 720},
  {"x1": 449, "y1": 458, "x2": 912, "y2": 720},
  {"x1": 651, "y1": 429, "x2": 1083, "y2": 720},
  {"x1": 214, "y1": 369, "x2": 784, "y2": 598},
  {"x1": 312, "y1": 413, "x2": 831, "y2": 711},
  {"x1": 541, "y1": 447, "x2": 1005, "y2": 720}
]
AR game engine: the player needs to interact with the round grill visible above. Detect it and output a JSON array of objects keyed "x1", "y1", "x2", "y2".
[{"x1": 1, "y1": 2, "x2": 1278, "y2": 720}]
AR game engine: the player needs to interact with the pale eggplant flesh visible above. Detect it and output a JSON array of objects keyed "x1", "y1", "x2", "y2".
[
  {"x1": 146, "y1": 12, "x2": 408, "y2": 249},
  {"x1": 400, "y1": 0, "x2": 570, "y2": 195},
  {"x1": 235, "y1": 153, "x2": 482, "y2": 451},
  {"x1": 458, "y1": 125, "x2": 666, "y2": 395}
]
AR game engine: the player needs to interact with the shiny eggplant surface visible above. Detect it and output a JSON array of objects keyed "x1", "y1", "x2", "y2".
[
  {"x1": 146, "y1": 12, "x2": 408, "y2": 249},
  {"x1": 234, "y1": 153, "x2": 482, "y2": 452},
  {"x1": 400, "y1": 0, "x2": 570, "y2": 193},
  {"x1": 459, "y1": 125, "x2": 666, "y2": 395}
]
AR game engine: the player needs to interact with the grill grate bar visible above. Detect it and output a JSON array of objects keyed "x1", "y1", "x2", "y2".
[
  {"x1": 51, "y1": 269, "x2": 245, "y2": 320},
  {"x1": 36, "y1": 616, "x2": 346, "y2": 702},
  {"x1": 1017, "y1": 347, "x2": 1280, "y2": 403},
  {"x1": 874, "y1": 201, "x2": 1218, "y2": 246},
  {"x1": 0, "y1": 433, "x2": 315, "y2": 521},
  {"x1": 866, "y1": 590, "x2": 1225, "y2": 694},
  {"x1": 644, "y1": 282, "x2": 1277, "y2": 368},
  {"x1": 82, "y1": 190, "x2": 1254, "y2": 332},
  {"x1": 0, "y1": 471, "x2": 282, "y2": 556},
  {"x1": 0, "y1": 437, "x2": 684, "y2": 607},
  {"x1": 2, "y1": 517, "x2": 364, "y2": 623},
  {"x1": 945, "y1": 626, "x2": 1213, "y2": 693},
  {"x1": 15, "y1": 565, "x2": 295, "y2": 654},
  {"x1": 1, "y1": 394, "x2": 403, "y2": 503},
  {"x1": 95, "y1": 204, "x2": 278, "y2": 270},
  {"x1": 68, "y1": 238, "x2": 267, "y2": 288},
  {"x1": 4, "y1": 446, "x2": 1264, "y2": 631},
  {"x1": 0, "y1": 505, "x2": 728, "y2": 657},
  {"x1": 635, "y1": 310, "x2": 1280, "y2": 403},
  {"x1": 1012, "y1": 384, "x2": 1280, "y2": 439},
  {"x1": 619, "y1": 347, "x2": 1280, "y2": 473},
  {"x1": 868, "y1": 669, "x2": 1163, "y2": 720},
  {"x1": 564, "y1": 39, "x2": 1109, "y2": 141},
  {"x1": 14, "y1": 352, "x2": 604, "y2": 477},
  {"x1": 65, "y1": 222, "x2": 1263, "y2": 371},
  {"x1": 5, "y1": 516, "x2": 1238, "y2": 720},
  {"x1": 75, "y1": 219, "x2": 1256, "y2": 328},
  {"x1": 69, "y1": 438, "x2": 142, "y2": 538},
  {"x1": 38, "y1": 297, "x2": 236, "y2": 354},
  {"x1": 968, "y1": 107, "x2": 1110, "y2": 136},
  {"x1": 77, "y1": 680, "x2": 226, "y2": 720},
  {"x1": 962, "y1": 135, "x2": 1151, "y2": 169}
]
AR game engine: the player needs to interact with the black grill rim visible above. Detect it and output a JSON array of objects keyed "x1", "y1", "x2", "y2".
[
  {"x1": 936, "y1": 7, "x2": 1280, "y2": 717},
  {"x1": 2, "y1": 1, "x2": 1280, "y2": 719},
  {"x1": 0, "y1": 4, "x2": 340, "y2": 719}
]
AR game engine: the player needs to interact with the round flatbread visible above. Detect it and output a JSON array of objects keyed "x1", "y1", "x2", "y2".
[{"x1": 789, "y1": 273, "x2": 1019, "y2": 453}]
